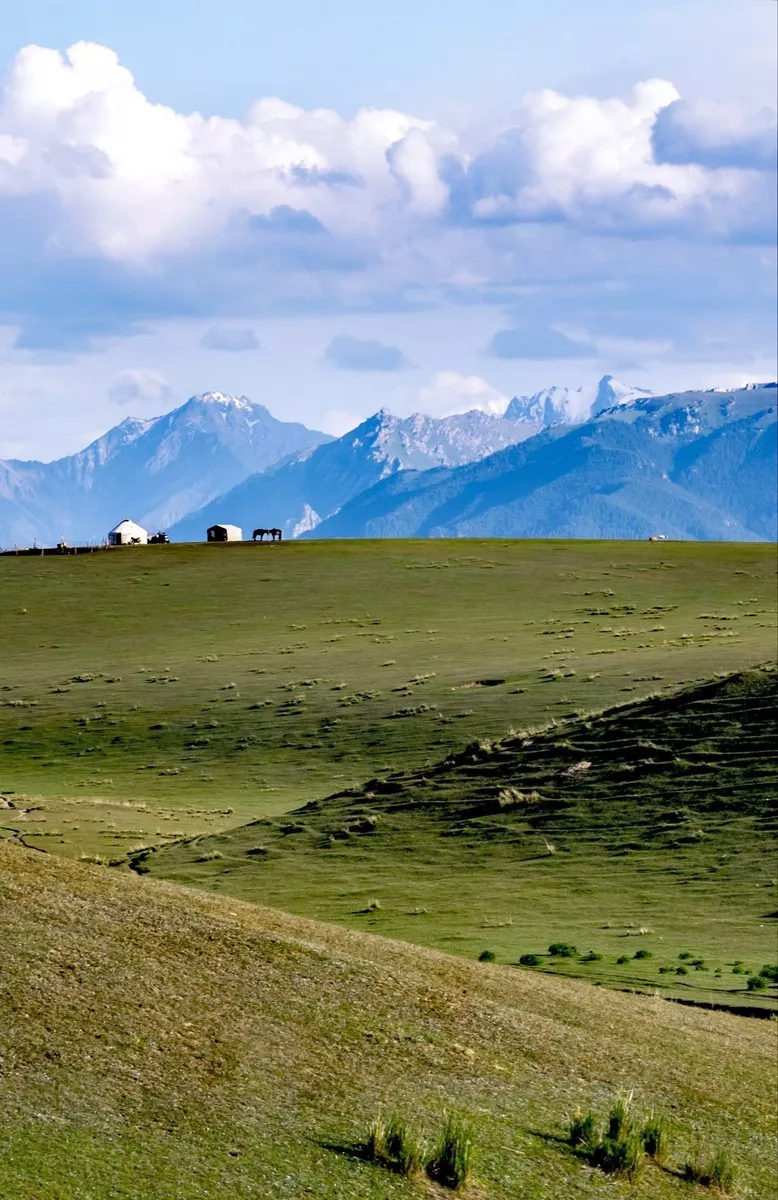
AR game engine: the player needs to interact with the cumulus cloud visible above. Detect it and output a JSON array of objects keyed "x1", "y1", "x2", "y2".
[
  {"x1": 109, "y1": 368, "x2": 171, "y2": 407},
  {"x1": 0, "y1": 40, "x2": 774, "y2": 351},
  {"x1": 417, "y1": 371, "x2": 508, "y2": 416},
  {"x1": 200, "y1": 327, "x2": 260, "y2": 352},
  {"x1": 325, "y1": 334, "x2": 411, "y2": 371},
  {"x1": 486, "y1": 325, "x2": 597, "y2": 360},
  {"x1": 652, "y1": 99, "x2": 777, "y2": 170}
]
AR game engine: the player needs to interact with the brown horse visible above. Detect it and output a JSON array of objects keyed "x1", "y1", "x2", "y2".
[
  {"x1": 269, "y1": 528, "x2": 283, "y2": 541},
  {"x1": 252, "y1": 528, "x2": 269, "y2": 541}
]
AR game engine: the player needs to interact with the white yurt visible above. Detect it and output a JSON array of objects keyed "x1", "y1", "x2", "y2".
[
  {"x1": 108, "y1": 519, "x2": 149, "y2": 546},
  {"x1": 207, "y1": 524, "x2": 242, "y2": 542}
]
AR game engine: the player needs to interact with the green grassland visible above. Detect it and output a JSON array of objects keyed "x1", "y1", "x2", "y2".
[
  {"x1": 140, "y1": 666, "x2": 778, "y2": 1011},
  {"x1": 1, "y1": 843, "x2": 776, "y2": 1200},
  {"x1": 0, "y1": 539, "x2": 775, "y2": 867}
]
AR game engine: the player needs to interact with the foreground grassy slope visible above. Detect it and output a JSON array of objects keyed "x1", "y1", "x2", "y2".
[
  {"x1": 141, "y1": 667, "x2": 778, "y2": 1010},
  {"x1": 1, "y1": 843, "x2": 776, "y2": 1199},
  {"x1": 0, "y1": 539, "x2": 775, "y2": 859}
]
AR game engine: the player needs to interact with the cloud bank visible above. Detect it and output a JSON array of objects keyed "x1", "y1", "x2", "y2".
[{"x1": 0, "y1": 41, "x2": 774, "y2": 353}]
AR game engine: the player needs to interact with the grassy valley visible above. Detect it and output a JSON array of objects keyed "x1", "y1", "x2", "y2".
[
  {"x1": 1, "y1": 539, "x2": 774, "y2": 863},
  {"x1": 1, "y1": 537, "x2": 776, "y2": 1195},
  {"x1": 139, "y1": 666, "x2": 778, "y2": 1011}
]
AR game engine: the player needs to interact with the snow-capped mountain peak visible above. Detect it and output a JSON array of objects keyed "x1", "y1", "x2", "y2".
[
  {"x1": 190, "y1": 391, "x2": 255, "y2": 411},
  {"x1": 504, "y1": 375, "x2": 653, "y2": 428}
]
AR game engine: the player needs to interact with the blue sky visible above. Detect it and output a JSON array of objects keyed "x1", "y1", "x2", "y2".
[{"x1": 0, "y1": 0, "x2": 775, "y2": 458}]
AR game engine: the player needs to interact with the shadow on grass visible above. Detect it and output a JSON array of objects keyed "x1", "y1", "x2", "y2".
[{"x1": 317, "y1": 1138, "x2": 374, "y2": 1166}]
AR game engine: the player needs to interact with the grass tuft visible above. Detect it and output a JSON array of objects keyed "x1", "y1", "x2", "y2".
[
  {"x1": 365, "y1": 1113, "x2": 426, "y2": 1177},
  {"x1": 683, "y1": 1144, "x2": 736, "y2": 1191},
  {"x1": 426, "y1": 1113, "x2": 476, "y2": 1191},
  {"x1": 568, "y1": 1110, "x2": 598, "y2": 1148},
  {"x1": 641, "y1": 1112, "x2": 669, "y2": 1163}
]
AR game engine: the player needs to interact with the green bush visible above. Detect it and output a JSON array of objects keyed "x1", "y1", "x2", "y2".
[
  {"x1": 616, "y1": 955, "x2": 630, "y2": 965},
  {"x1": 426, "y1": 1114, "x2": 476, "y2": 1191},
  {"x1": 519, "y1": 953, "x2": 543, "y2": 967},
  {"x1": 478, "y1": 950, "x2": 496, "y2": 963},
  {"x1": 759, "y1": 964, "x2": 778, "y2": 982},
  {"x1": 633, "y1": 949, "x2": 652, "y2": 960},
  {"x1": 581, "y1": 951, "x2": 603, "y2": 962},
  {"x1": 548, "y1": 942, "x2": 578, "y2": 958},
  {"x1": 746, "y1": 974, "x2": 768, "y2": 991},
  {"x1": 676, "y1": 965, "x2": 688, "y2": 975}
]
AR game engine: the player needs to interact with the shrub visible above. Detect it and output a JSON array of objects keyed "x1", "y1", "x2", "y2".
[
  {"x1": 548, "y1": 942, "x2": 578, "y2": 958},
  {"x1": 478, "y1": 950, "x2": 496, "y2": 963},
  {"x1": 747, "y1": 974, "x2": 768, "y2": 991},
  {"x1": 427, "y1": 1114, "x2": 476, "y2": 1191},
  {"x1": 633, "y1": 949, "x2": 653, "y2": 960},
  {"x1": 759, "y1": 964, "x2": 778, "y2": 982},
  {"x1": 683, "y1": 1146, "x2": 735, "y2": 1191},
  {"x1": 676, "y1": 965, "x2": 688, "y2": 975},
  {"x1": 616, "y1": 955, "x2": 630, "y2": 965},
  {"x1": 678, "y1": 951, "x2": 693, "y2": 960},
  {"x1": 581, "y1": 951, "x2": 603, "y2": 962},
  {"x1": 519, "y1": 953, "x2": 542, "y2": 967},
  {"x1": 569, "y1": 1111, "x2": 598, "y2": 1148}
]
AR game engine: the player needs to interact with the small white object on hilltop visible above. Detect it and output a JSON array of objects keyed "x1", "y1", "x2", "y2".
[
  {"x1": 206, "y1": 523, "x2": 242, "y2": 542},
  {"x1": 108, "y1": 518, "x2": 148, "y2": 545}
]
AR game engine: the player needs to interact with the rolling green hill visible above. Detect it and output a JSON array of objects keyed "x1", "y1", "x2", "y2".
[
  {"x1": 1, "y1": 539, "x2": 775, "y2": 864},
  {"x1": 1, "y1": 843, "x2": 776, "y2": 1199},
  {"x1": 139, "y1": 666, "x2": 778, "y2": 1012}
]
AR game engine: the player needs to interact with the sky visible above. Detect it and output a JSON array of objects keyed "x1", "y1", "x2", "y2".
[{"x1": 0, "y1": 0, "x2": 776, "y2": 459}]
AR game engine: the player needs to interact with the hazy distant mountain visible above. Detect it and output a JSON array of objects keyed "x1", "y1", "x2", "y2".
[
  {"x1": 503, "y1": 374, "x2": 653, "y2": 426},
  {"x1": 309, "y1": 385, "x2": 777, "y2": 542},
  {"x1": 170, "y1": 406, "x2": 539, "y2": 541},
  {"x1": 0, "y1": 393, "x2": 331, "y2": 547}
]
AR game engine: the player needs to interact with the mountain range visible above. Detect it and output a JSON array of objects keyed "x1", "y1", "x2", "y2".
[
  {"x1": 309, "y1": 384, "x2": 777, "y2": 542},
  {"x1": 1, "y1": 377, "x2": 774, "y2": 546}
]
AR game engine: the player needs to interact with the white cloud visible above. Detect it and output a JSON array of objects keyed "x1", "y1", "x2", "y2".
[
  {"x1": 0, "y1": 40, "x2": 772, "y2": 281},
  {"x1": 417, "y1": 370, "x2": 508, "y2": 416},
  {"x1": 109, "y1": 367, "x2": 171, "y2": 407}
]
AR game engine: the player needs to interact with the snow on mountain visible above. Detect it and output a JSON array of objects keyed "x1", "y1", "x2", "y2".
[
  {"x1": 170, "y1": 404, "x2": 541, "y2": 541},
  {"x1": 310, "y1": 384, "x2": 777, "y2": 543},
  {"x1": 504, "y1": 374, "x2": 652, "y2": 426},
  {"x1": 0, "y1": 392, "x2": 331, "y2": 547}
]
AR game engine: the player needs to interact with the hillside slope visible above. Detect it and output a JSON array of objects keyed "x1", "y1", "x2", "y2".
[
  {"x1": 1, "y1": 843, "x2": 775, "y2": 1199},
  {"x1": 142, "y1": 667, "x2": 778, "y2": 1010},
  {"x1": 311, "y1": 385, "x2": 777, "y2": 541}
]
